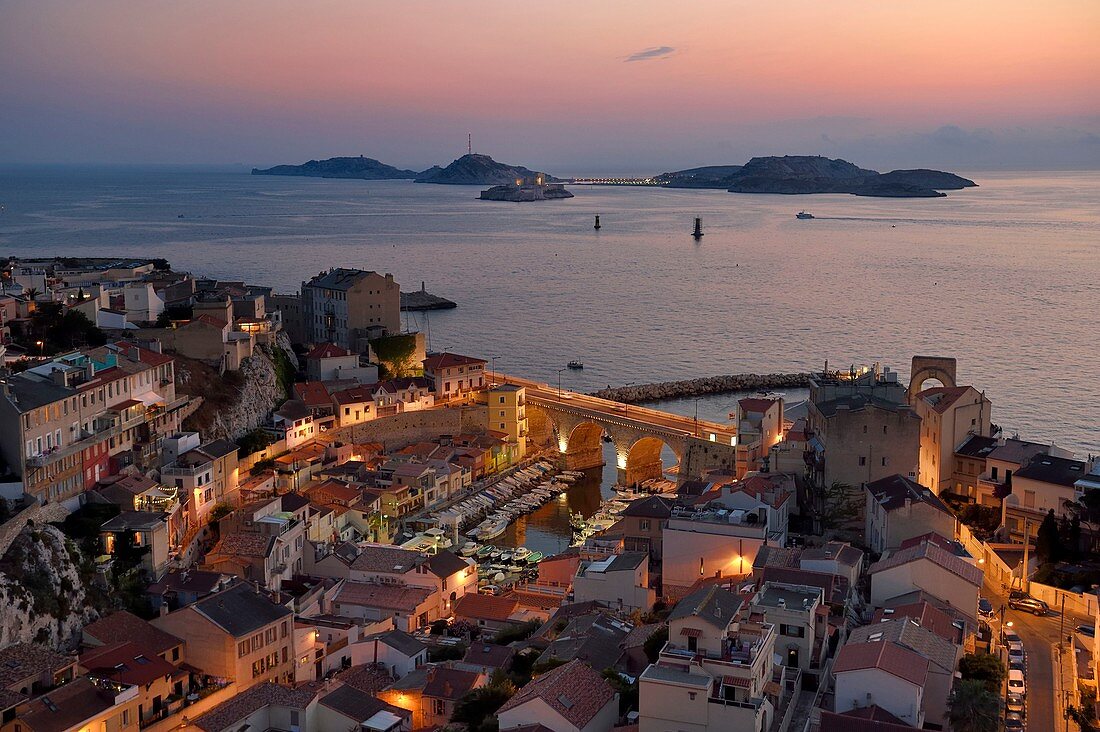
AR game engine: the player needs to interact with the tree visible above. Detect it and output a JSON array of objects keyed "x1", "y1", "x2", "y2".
[
  {"x1": 601, "y1": 667, "x2": 639, "y2": 716},
  {"x1": 1064, "y1": 490, "x2": 1100, "y2": 548},
  {"x1": 643, "y1": 625, "x2": 669, "y2": 663},
  {"x1": 1036, "y1": 509, "x2": 1063, "y2": 564},
  {"x1": 451, "y1": 676, "x2": 515, "y2": 732},
  {"x1": 958, "y1": 653, "x2": 1005, "y2": 694},
  {"x1": 813, "y1": 481, "x2": 862, "y2": 533},
  {"x1": 946, "y1": 679, "x2": 1002, "y2": 732}
]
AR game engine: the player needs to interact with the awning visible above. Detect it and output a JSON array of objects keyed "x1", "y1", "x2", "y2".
[
  {"x1": 680, "y1": 627, "x2": 702, "y2": 638},
  {"x1": 722, "y1": 675, "x2": 751, "y2": 688},
  {"x1": 363, "y1": 710, "x2": 404, "y2": 731}
]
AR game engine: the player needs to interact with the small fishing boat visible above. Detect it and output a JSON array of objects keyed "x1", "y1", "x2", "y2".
[
  {"x1": 796, "y1": 211, "x2": 815, "y2": 220},
  {"x1": 512, "y1": 547, "x2": 531, "y2": 561},
  {"x1": 567, "y1": 361, "x2": 584, "y2": 370},
  {"x1": 525, "y1": 550, "x2": 545, "y2": 564}
]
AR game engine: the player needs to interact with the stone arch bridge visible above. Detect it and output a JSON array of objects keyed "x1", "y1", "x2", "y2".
[{"x1": 505, "y1": 376, "x2": 738, "y2": 485}]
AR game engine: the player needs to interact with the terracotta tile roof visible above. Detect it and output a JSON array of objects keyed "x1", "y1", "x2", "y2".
[
  {"x1": 306, "y1": 343, "x2": 350, "y2": 360},
  {"x1": 917, "y1": 385, "x2": 975, "y2": 414},
  {"x1": 82, "y1": 611, "x2": 182, "y2": 656},
  {"x1": 335, "y1": 582, "x2": 434, "y2": 612},
  {"x1": 497, "y1": 659, "x2": 616, "y2": 729},
  {"x1": 210, "y1": 532, "x2": 275, "y2": 559},
  {"x1": 190, "y1": 314, "x2": 227, "y2": 329},
  {"x1": 738, "y1": 397, "x2": 778, "y2": 413},
  {"x1": 872, "y1": 601, "x2": 959, "y2": 643},
  {"x1": 462, "y1": 643, "x2": 515, "y2": 670},
  {"x1": 332, "y1": 385, "x2": 375, "y2": 405},
  {"x1": 832, "y1": 640, "x2": 928, "y2": 687},
  {"x1": 348, "y1": 544, "x2": 423, "y2": 574},
  {"x1": 668, "y1": 585, "x2": 742, "y2": 628},
  {"x1": 333, "y1": 663, "x2": 394, "y2": 693},
  {"x1": 0, "y1": 644, "x2": 74, "y2": 689},
  {"x1": 423, "y1": 666, "x2": 480, "y2": 699},
  {"x1": 127, "y1": 343, "x2": 174, "y2": 367},
  {"x1": 866, "y1": 474, "x2": 951, "y2": 515},
  {"x1": 293, "y1": 381, "x2": 332, "y2": 407},
  {"x1": 820, "y1": 707, "x2": 915, "y2": 732},
  {"x1": 621, "y1": 495, "x2": 674, "y2": 519},
  {"x1": 80, "y1": 641, "x2": 177, "y2": 686},
  {"x1": 454, "y1": 593, "x2": 520, "y2": 622},
  {"x1": 868, "y1": 539, "x2": 983, "y2": 587},
  {"x1": 14, "y1": 677, "x2": 131, "y2": 732},
  {"x1": 422, "y1": 352, "x2": 486, "y2": 370},
  {"x1": 193, "y1": 682, "x2": 319, "y2": 731}
]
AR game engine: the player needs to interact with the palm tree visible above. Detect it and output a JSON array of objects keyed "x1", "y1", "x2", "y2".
[{"x1": 946, "y1": 679, "x2": 1002, "y2": 732}]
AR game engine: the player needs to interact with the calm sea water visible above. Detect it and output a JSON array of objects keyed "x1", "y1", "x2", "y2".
[{"x1": 2, "y1": 168, "x2": 1098, "y2": 465}]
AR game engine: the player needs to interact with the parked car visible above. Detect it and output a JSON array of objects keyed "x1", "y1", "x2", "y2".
[
  {"x1": 1002, "y1": 628, "x2": 1022, "y2": 645},
  {"x1": 1004, "y1": 715, "x2": 1025, "y2": 730},
  {"x1": 1075, "y1": 624, "x2": 1096, "y2": 639},
  {"x1": 1008, "y1": 669, "x2": 1027, "y2": 698},
  {"x1": 1009, "y1": 589, "x2": 1029, "y2": 601},
  {"x1": 1006, "y1": 695, "x2": 1025, "y2": 715},
  {"x1": 1008, "y1": 646, "x2": 1026, "y2": 665},
  {"x1": 1009, "y1": 659, "x2": 1026, "y2": 674},
  {"x1": 978, "y1": 597, "x2": 994, "y2": 619},
  {"x1": 1009, "y1": 596, "x2": 1049, "y2": 615}
]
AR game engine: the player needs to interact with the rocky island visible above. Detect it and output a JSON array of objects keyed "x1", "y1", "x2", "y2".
[
  {"x1": 654, "y1": 155, "x2": 976, "y2": 197},
  {"x1": 479, "y1": 173, "x2": 574, "y2": 202},
  {"x1": 417, "y1": 153, "x2": 565, "y2": 186},
  {"x1": 251, "y1": 155, "x2": 419, "y2": 180}
]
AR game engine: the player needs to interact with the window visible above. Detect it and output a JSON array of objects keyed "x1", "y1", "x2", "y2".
[
  {"x1": 433, "y1": 699, "x2": 447, "y2": 716},
  {"x1": 238, "y1": 641, "x2": 249, "y2": 658},
  {"x1": 881, "y1": 457, "x2": 888, "y2": 467},
  {"x1": 640, "y1": 520, "x2": 650, "y2": 530},
  {"x1": 780, "y1": 624, "x2": 805, "y2": 637},
  {"x1": 883, "y1": 425, "x2": 888, "y2": 434},
  {"x1": 1023, "y1": 490, "x2": 1035, "y2": 508},
  {"x1": 858, "y1": 456, "x2": 867, "y2": 466},
  {"x1": 499, "y1": 397, "x2": 505, "y2": 404},
  {"x1": 862, "y1": 425, "x2": 867, "y2": 434}
]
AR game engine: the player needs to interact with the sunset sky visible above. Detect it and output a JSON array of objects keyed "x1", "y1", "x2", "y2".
[{"x1": 2, "y1": 0, "x2": 1098, "y2": 172}]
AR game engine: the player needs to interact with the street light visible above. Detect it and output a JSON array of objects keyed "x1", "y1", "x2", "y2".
[
  {"x1": 557, "y1": 368, "x2": 565, "y2": 401},
  {"x1": 694, "y1": 397, "x2": 701, "y2": 437},
  {"x1": 490, "y1": 355, "x2": 501, "y2": 386}
]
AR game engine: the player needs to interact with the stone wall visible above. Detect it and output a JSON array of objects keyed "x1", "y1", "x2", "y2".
[
  {"x1": 0, "y1": 501, "x2": 69, "y2": 560},
  {"x1": 590, "y1": 372, "x2": 812, "y2": 403},
  {"x1": 679, "y1": 438, "x2": 739, "y2": 481},
  {"x1": 328, "y1": 405, "x2": 488, "y2": 451}
]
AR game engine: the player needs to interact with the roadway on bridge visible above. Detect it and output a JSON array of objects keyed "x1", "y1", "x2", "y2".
[{"x1": 497, "y1": 374, "x2": 736, "y2": 443}]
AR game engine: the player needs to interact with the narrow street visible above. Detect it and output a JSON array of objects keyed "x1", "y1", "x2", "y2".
[{"x1": 984, "y1": 580, "x2": 1086, "y2": 732}]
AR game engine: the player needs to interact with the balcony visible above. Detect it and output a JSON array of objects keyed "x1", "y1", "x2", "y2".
[
  {"x1": 161, "y1": 461, "x2": 212, "y2": 479},
  {"x1": 25, "y1": 411, "x2": 151, "y2": 467}
]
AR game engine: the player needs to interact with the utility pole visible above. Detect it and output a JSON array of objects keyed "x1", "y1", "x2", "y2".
[
  {"x1": 1021, "y1": 518, "x2": 1030, "y2": 592},
  {"x1": 557, "y1": 368, "x2": 565, "y2": 400}
]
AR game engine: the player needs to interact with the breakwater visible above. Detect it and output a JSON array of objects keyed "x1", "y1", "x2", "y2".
[{"x1": 589, "y1": 373, "x2": 813, "y2": 403}]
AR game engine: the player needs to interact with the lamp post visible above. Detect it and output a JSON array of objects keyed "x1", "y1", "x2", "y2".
[
  {"x1": 490, "y1": 355, "x2": 500, "y2": 386},
  {"x1": 694, "y1": 397, "x2": 701, "y2": 437},
  {"x1": 557, "y1": 368, "x2": 565, "y2": 401}
]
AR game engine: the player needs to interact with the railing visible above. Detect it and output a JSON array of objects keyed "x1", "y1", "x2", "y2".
[
  {"x1": 707, "y1": 695, "x2": 764, "y2": 710},
  {"x1": 162, "y1": 461, "x2": 212, "y2": 478},
  {"x1": 25, "y1": 412, "x2": 148, "y2": 467}
]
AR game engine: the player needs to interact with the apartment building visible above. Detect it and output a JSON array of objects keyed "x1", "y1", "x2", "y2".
[
  {"x1": 160, "y1": 434, "x2": 240, "y2": 530},
  {"x1": 639, "y1": 585, "x2": 777, "y2": 732},
  {"x1": 301, "y1": 268, "x2": 400, "y2": 349},
  {"x1": 1003, "y1": 453, "x2": 1097, "y2": 543},
  {"x1": 152, "y1": 583, "x2": 295, "y2": 689},
  {"x1": 422, "y1": 352, "x2": 486, "y2": 402},
  {"x1": 912, "y1": 385, "x2": 993, "y2": 494},
  {"x1": 732, "y1": 396, "x2": 784, "y2": 478},
  {"x1": 864, "y1": 474, "x2": 956, "y2": 555},
  {"x1": 0, "y1": 342, "x2": 182, "y2": 506}
]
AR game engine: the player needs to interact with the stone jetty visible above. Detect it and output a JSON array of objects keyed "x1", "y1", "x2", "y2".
[{"x1": 589, "y1": 372, "x2": 813, "y2": 403}]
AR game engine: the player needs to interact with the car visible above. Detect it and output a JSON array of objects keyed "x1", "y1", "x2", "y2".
[
  {"x1": 1008, "y1": 669, "x2": 1026, "y2": 698},
  {"x1": 1009, "y1": 659, "x2": 1026, "y2": 674},
  {"x1": 1002, "y1": 628, "x2": 1022, "y2": 645},
  {"x1": 1006, "y1": 695, "x2": 1025, "y2": 715},
  {"x1": 978, "y1": 597, "x2": 995, "y2": 618},
  {"x1": 1009, "y1": 596, "x2": 1049, "y2": 615},
  {"x1": 1008, "y1": 647, "x2": 1026, "y2": 665},
  {"x1": 478, "y1": 584, "x2": 502, "y2": 596},
  {"x1": 1009, "y1": 589, "x2": 1029, "y2": 601},
  {"x1": 1004, "y1": 716, "x2": 1025, "y2": 731},
  {"x1": 1076, "y1": 624, "x2": 1096, "y2": 638}
]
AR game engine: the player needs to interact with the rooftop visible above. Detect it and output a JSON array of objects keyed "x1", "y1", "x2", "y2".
[
  {"x1": 304, "y1": 267, "x2": 388, "y2": 292},
  {"x1": 305, "y1": 342, "x2": 350, "y2": 360},
  {"x1": 423, "y1": 666, "x2": 480, "y2": 700},
  {"x1": 80, "y1": 641, "x2": 177, "y2": 687},
  {"x1": 335, "y1": 582, "x2": 434, "y2": 612},
  {"x1": 192, "y1": 682, "x2": 318, "y2": 731},
  {"x1": 0, "y1": 644, "x2": 74, "y2": 690},
  {"x1": 497, "y1": 659, "x2": 616, "y2": 729},
  {"x1": 454, "y1": 593, "x2": 520, "y2": 622},
  {"x1": 83, "y1": 611, "x2": 182, "y2": 656},
  {"x1": 13, "y1": 677, "x2": 136, "y2": 732},
  {"x1": 668, "y1": 585, "x2": 742, "y2": 628},
  {"x1": 1016, "y1": 453, "x2": 1090, "y2": 487},
  {"x1": 916, "y1": 385, "x2": 976, "y2": 414},
  {"x1": 753, "y1": 582, "x2": 823, "y2": 611},
  {"x1": 621, "y1": 495, "x2": 674, "y2": 519},
  {"x1": 423, "y1": 351, "x2": 487, "y2": 370},
  {"x1": 348, "y1": 544, "x2": 423, "y2": 574},
  {"x1": 187, "y1": 582, "x2": 293, "y2": 637},
  {"x1": 848, "y1": 618, "x2": 958, "y2": 673},
  {"x1": 868, "y1": 539, "x2": 984, "y2": 587},
  {"x1": 318, "y1": 684, "x2": 405, "y2": 724},
  {"x1": 866, "y1": 474, "x2": 951, "y2": 514},
  {"x1": 832, "y1": 640, "x2": 929, "y2": 687}
]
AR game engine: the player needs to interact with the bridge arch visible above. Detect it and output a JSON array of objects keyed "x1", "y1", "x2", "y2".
[
  {"x1": 621, "y1": 435, "x2": 681, "y2": 487},
  {"x1": 907, "y1": 356, "x2": 958, "y2": 402},
  {"x1": 562, "y1": 421, "x2": 606, "y2": 471}
]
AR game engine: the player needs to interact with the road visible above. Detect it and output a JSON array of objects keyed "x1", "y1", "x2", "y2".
[
  {"x1": 984, "y1": 579, "x2": 1086, "y2": 732},
  {"x1": 498, "y1": 374, "x2": 737, "y2": 442}
]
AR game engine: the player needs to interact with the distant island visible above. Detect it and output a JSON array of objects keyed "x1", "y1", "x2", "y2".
[
  {"x1": 654, "y1": 155, "x2": 977, "y2": 197},
  {"x1": 417, "y1": 154, "x2": 564, "y2": 186},
  {"x1": 251, "y1": 156, "x2": 419, "y2": 180},
  {"x1": 479, "y1": 174, "x2": 574, "y2": 202}
]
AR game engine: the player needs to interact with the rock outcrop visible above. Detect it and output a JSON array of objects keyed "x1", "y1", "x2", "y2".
[
  {"x1": 178, "y1": 333, "x2": 297, "y2": 441},
  {"x1": 0, "y1": 523, "x2": 98, "y2": 650},
  {"x1": 251, "y1": 156, "x2": 419, "y2": 180},
  {"x1": 589, "y1": 373, "x2": 813, "y2": 403},
  {"x1": 416, "y1": 154, "x2": 563, "y2": 185},
  {"x1": 655, "y1": 156, "x2": 976, "y2": 197}
]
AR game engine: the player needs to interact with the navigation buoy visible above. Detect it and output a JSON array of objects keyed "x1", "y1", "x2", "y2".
[
  {"x1": 692, "y1": 217, "x2": 704, "y2": 239},
  {"x1": 594, "y1": 214, "x2": 601, "y2": 230}
]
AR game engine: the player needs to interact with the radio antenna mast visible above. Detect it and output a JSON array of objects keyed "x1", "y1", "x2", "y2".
[{"x1": 467, "y1": 133, "x2": 472, "y2": 155}]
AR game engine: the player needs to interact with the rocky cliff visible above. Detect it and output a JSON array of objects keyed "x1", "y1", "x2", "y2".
[
  {"x1": 655, "y1": 156, "x2": 976, "y2": 197},
  {"x1": 0, "y1": 523, "x2": 98, "y2": 650},
  {"x1": 178, "y1": 333, "x2": 297, "y2": 441},
  {"x1": 251, "y1": 156, "x2": 419, "y2": 180},
  {"x1": 416, "y1": 154, "x2": 563, "y2": 185}
]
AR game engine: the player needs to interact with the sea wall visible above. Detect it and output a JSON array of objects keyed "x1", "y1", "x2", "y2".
[
  {"x1": 328, "y1": 405, "x2": 488, "y2": 451},
  {"x1": 589, "y1": 372, "x2": 812, "y2": 403}
]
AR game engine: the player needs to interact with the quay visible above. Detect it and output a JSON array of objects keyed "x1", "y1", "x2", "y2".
[{"x1": 590, "y1": 372, "x2": 812, "y2": 403}]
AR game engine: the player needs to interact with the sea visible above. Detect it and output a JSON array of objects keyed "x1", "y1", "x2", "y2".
[{"x1": 1, "y1": 167, "x2": 1097, "y2": 552}]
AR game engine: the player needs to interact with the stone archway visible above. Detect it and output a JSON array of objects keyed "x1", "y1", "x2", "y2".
[
  {"x1": 563, "y1": 422, "x2": 605, "y2": 471},
  {"x1": 622, "y1": 436, "x2": 680, "y2": 486},
  {"x1": 907, "y1": 355, "x2": 957, "y2": 402}
]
